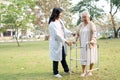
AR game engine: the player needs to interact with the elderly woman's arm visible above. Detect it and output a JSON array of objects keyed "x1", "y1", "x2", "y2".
[
  {"x1": 90, "y1": 22, "x2": 97, "y2": 44},
  {"x1": 75, "y1": 23, "x2": 82, "y2": 42}
]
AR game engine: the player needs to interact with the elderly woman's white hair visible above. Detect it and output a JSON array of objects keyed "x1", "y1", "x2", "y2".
[{"x1": 81, "y1": 11, "x2": 90, "y2": 18}]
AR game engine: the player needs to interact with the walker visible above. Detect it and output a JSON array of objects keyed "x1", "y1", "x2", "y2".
[{"x1": 69, "y1": 42, "x2": 99, "y2": 78}]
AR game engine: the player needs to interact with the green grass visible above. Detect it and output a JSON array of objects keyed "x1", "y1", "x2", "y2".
[{"x1": 0, "y1": 39, "x2": 120, "y2": 80}]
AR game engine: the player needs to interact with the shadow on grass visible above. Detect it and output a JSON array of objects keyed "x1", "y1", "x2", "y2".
[
  {"x1": 0, "y1": 72, "x2": 101, "y2": 80},
  {"x1": 0, "y1": 72, "x2": 54, "y2": 80},
  {"x1": 0, "y1": 70, "x2": 118, "y2": 80}
]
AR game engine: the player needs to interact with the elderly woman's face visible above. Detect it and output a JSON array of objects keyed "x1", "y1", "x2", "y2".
[{"x1": 81, "y1": 14, "x2": 90, "y2": 22}]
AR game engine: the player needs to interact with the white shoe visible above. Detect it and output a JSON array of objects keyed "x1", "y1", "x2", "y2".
[
  {"x1": 54, "y1": 74, "x2": 62, "y2": 78},
  {"x1": 64, "y1": 71, "x2": 70, "y2": 74},
  {"x1": 80, "y1": 73, "x2": 86, "y2": 77},
  {"x1": 87, "y1": 71, "x2": 92, "y2": 76}
]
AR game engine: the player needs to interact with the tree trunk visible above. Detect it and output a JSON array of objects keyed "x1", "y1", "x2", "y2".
[
  {"x1": 15, "y1": 28, "x2": 20, "y2": 47},
  {"x1": 117, "y1": 27, "x2": 120, "y2": 38},
  {"x1": 110, "y1": 14, "x2": 118, "y2": 38},
  {"x1": 15, "y1": 36, "x2": 20, "y2": 47},
  {"x1": 114, "y1": 28, "x2": 118, "y2": 38}
]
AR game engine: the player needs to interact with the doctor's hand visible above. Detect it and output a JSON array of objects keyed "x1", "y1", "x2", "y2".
[
  {"x1": 72, "y1": 41, "x2": 77, "y2": 44},
  {"x1": 72, "y1": 32, "x2": 76, "y2": 37},
  {"x1": 65, "y1": 41, "x2": 72, "y2": 46}
]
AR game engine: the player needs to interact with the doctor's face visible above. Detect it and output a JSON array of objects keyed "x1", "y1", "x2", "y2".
[{"x1": 58, "y1": 12, "x2": 62, "y2": 19}]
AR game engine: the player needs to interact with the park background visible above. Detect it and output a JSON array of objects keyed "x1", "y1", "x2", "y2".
[{"x1": 0, "y1": 0, "x2": 120, "y2": 80}]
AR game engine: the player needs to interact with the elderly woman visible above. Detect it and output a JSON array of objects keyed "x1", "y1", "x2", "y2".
[{"x1": 76, "y1": 11, "x2": 98, "y2": 77}]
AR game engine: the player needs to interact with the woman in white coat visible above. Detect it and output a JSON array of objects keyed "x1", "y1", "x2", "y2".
[{"x1": 48, "y1": 7, "x2": 74, "y2": 78}]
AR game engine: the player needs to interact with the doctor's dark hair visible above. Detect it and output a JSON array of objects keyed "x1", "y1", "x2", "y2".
[{"x1": 48, "y1": 7, "x2": 63, "y2": 24}]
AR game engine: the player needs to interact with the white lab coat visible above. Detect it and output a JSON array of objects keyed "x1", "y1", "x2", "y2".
[{"x1": 49, "y1": 19, "x2": 72, "y2": 61}]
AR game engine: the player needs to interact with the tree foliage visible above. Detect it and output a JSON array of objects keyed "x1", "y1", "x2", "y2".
[
  {"x1": 109, "y1": 0, "x2": 120, "y2": 38},
  {"x1": 70, "y1": 0, "x2": 104, "y2": 25},
  {"x1": 0, "y1": 0, "x2": 36, "y2": 46},
  {"x1": 59, "y1": 0, "x2": 73, "y2": 28},
  {"x1": 35, "y1": 0, "x2": 72, "y2": 33},
  {"x1": 0, "y1": 0, "x2": 73, "y2": 43}
]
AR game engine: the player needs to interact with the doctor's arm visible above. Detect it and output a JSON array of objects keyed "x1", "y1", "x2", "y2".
[
  {"x1": 64, "y1": 28, "x2": 76, "y2": 37},
  {"x1": 51, "y1": 25, "x2": 72, "y2": 46}
]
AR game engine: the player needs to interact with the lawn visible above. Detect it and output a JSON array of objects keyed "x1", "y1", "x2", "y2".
[{"x1": 0, "y1": 39, "x2": 120, "y2": 80}]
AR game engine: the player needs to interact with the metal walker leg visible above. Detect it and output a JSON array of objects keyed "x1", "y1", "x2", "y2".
[
  {"x1": 85, "y1": 43, "x2": 99, "y2": 80},
  {"x1": 70, "y1": 43, "x2": 100, "y2": 79},
  {"x1": 70, "y1": 44, "x2": 80, "y2": 75}
]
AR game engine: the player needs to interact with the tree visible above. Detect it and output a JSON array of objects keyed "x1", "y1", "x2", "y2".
[
  {"x1": 94, "y1": 14, "x2": 114, "y2": 38},
  {"x1": 108, "y1": 0, "x2": 120, "y2": 38},
  {"x1": 35, "y1": 0, "x2": 58, "y2": 34},
  {"x1": 58, "y1": 0, "x2": 73, "y2": 28},
  {"x1": 0, "y1": 4, "x2": 7, "y2": 32},
  {"x1": 70, "y1": 0, "x2": 104, "y2": 25},
  {"x1": 0, "y1": 0, "x2": 36, "y2": 46},
  {"x1": 35, "y1": 0, "x2": 73, "y2": 34}
]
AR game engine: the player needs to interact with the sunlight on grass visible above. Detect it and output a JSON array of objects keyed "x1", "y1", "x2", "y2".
[{"x1": 0, "y1": 39, "x2": 120, "y2": 80}]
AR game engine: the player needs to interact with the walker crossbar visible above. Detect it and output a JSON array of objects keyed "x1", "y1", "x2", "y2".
[{"x1": 69, "y1": 43, "x2": 99, "y2": 76}]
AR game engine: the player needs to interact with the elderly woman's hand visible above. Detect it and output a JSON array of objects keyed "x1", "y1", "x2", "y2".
[
  {"x1": 90, "y1": 40, "x2": 94, "y2": 48},
  {"x1": 90, "y1": 40, "x2": 94, "y2": 44}
]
